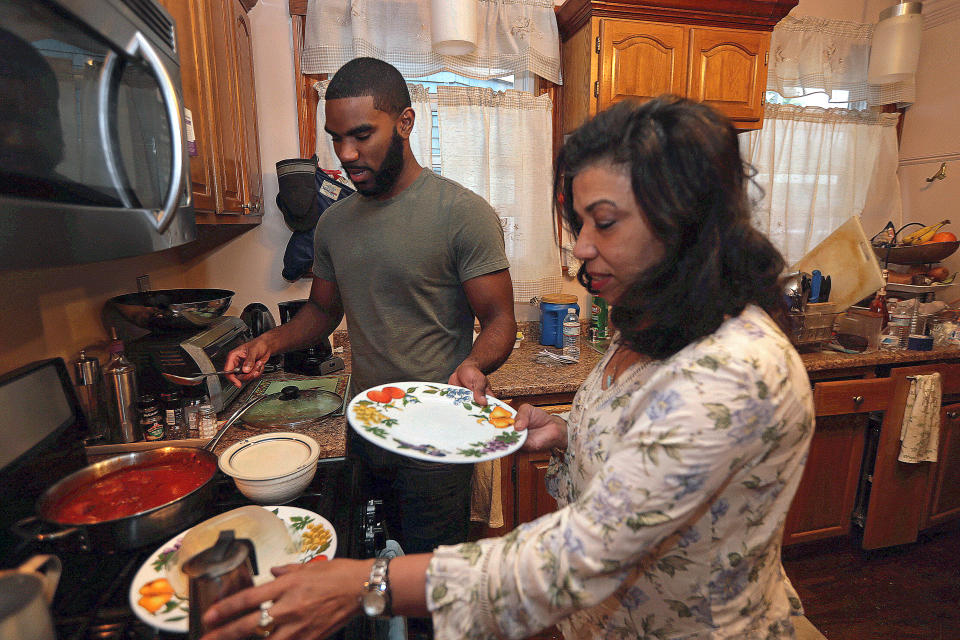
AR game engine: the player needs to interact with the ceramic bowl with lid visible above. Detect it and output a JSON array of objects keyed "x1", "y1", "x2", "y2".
[{"x1": 218, "y1": 433, "x2": 321, "y2": 504}]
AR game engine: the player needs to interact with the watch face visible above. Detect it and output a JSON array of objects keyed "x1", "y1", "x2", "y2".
[{"x1": 362, "y1": 590, "x2": 386, "y2": 617}]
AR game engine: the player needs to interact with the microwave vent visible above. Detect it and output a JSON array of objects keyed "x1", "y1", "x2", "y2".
[{"x1": 121, "y1": 0, "x2": 176, "y2": 53}]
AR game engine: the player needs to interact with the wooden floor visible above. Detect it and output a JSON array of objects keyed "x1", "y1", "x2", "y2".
[{"x1": 782, "y1": 523, "x2": 960, "y2": 640}]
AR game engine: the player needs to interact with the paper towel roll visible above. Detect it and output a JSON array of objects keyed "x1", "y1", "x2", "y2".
[{"x1": 431, "y1": 0, "x2": 477, "y2": 55}]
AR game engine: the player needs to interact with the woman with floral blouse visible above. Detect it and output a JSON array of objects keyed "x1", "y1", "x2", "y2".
[{"x1": 201, "y1": 96, "x2": 815, "y2": 640}]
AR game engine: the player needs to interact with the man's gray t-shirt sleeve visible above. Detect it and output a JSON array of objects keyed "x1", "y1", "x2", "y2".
[{"x1": 450, "y1": 188, "x2": 510, "y2": 282}]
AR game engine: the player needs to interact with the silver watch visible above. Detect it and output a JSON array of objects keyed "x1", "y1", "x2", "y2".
[{"x1": 360, "y1": 557, "x2": 391, "y2": 618}]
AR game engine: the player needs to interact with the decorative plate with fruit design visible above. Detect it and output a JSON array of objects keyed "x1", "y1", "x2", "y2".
[
  {"x1": 128, "y1": 506, "x2": 335, "y2": 634},
  {"x1": 347, "y1": 382, "x2": 526, "y2": 463}
]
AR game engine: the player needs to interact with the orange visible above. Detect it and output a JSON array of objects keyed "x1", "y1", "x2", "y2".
[
  {"x1": 383, "y1": 386, "x2": 405, "y2": 399},
  {"x1": 925, "y1": 231, "x2": 957, "y2": 244}
]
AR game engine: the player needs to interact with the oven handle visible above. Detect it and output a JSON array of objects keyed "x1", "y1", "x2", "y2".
[{"x1": 97, "y1": 32, "x2": 185, "y2": 233}]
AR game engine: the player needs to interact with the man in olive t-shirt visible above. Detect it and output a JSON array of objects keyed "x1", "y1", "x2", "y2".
[{"x1": 225, "y1": 57, "x2": 516, "y2": 556}]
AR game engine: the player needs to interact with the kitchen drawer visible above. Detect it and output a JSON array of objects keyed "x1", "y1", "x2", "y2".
[{"x1": 813, "y1": 378, "x2": 895, "y2": 416}]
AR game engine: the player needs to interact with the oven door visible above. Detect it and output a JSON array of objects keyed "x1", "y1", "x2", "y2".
[{"x1": 0, "y1": 0, "x2": 195, "y2": 269}]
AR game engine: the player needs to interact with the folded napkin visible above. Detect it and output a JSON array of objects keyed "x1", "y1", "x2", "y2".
[
  {"x1": 470, "y1": 459, "x2": 503, "y2": 528},
  {"x1": 898, "y1": 373, "x2": 942, "y2": 463}
]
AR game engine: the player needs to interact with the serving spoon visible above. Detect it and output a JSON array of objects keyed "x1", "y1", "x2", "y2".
[{"x1": 162, "y1": 368, "x2": 242, "y2": 386}]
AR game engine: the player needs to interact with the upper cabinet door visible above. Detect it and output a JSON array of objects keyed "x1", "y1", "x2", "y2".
[
  {"x1": 687, "y1": 27, "x2": 769, "y2": 123},
  {"x1": 233, "y1": 2, "x2": 262, "y2": 215},
  {"x1": 598, "y1": 19, "x2": 687, "y2": 111},
  {"x1": 206, "y1": 0, "x2": 245, "y2": 214},
  {"x1": 161, "y1": 0, "x2": 217, "y2": 212}
]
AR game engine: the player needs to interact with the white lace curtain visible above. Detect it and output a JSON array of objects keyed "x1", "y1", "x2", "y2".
[
  {"x1": 301, "y1": 0, "x2": 562, "y2": 85},
  {"x1": 741, "y1": 104, "x2": 903, "y2": 265},
  {"x1": 436, "y1": 86, "x2": 559, "y2": 300},
  {"x1": 313, "y1": 80, "x2": 433, "y2": 171},
  {"x1": 767, "y1": 15, "x2": 916, "y2": 107},
  {"x1": 314, "y1": 82, "x2": 561, "y2": 300}
]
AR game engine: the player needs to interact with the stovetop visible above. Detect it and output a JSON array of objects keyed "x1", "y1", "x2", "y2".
[{"x1": 7, "y1": 457, "x2": 370, "y2": 640}]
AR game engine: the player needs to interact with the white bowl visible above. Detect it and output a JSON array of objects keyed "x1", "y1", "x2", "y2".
[{"x1": 218, "y1": 433, "x2": 320, "y2": 504}]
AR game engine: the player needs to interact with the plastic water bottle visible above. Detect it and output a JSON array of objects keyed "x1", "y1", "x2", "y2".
[{"x1": 562, "y1": 308, "x2": 580, "y2": 361}]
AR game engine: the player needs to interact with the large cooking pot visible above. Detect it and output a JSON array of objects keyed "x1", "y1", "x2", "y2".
[
  {"x1": 105, "y1": 288, "x2": 235, "y2": 332},
  {"x1": 14, "y1": 447, "x2": 219, "y2": 552}
]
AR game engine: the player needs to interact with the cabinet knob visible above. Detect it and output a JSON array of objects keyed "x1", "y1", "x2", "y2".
[
  {"x1": 852, "y1": 395, "x2": 864, "y2": 406},
  {"x1": 948, "y1": 411, "x2": 959, "y2": 420}
]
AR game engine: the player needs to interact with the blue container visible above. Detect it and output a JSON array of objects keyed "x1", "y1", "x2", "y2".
[{"x1": 540, "y1": 301, "x2": 579, "y2": 348}]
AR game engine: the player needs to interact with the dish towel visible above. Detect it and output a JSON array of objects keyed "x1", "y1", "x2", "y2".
[
  {"x1": 898, "y1": 373, "x2": 942, "y2": 463},
  {"x1": 469, "y1": 459, "x2": 504, "y2": 529}
]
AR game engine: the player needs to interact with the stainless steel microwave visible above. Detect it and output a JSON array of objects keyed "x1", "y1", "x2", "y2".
[{"x1": 0, "y1": 0, "x2": 195, "y2": 269}]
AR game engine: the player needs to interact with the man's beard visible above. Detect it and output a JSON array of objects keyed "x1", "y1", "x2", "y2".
[{"x1": 353, "y1": 131, "x2": 405, "y2": 197}]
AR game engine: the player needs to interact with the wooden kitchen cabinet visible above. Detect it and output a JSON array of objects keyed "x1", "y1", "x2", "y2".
[
  {"x1": 922, "y1": 401, "x2": 960, "y2": 529},
  {"x1": 556, "y1": 0, "x2": 796, "y2": 134},
  {"x1": 862, "y1": 363, "x2": 960, "y2": 549},
  {"x1": 161, "y1": 0, "x2": 262, "y2": 224},
  {"x1": 782, "y1": 377, "x2": 893, "y2": 546}
]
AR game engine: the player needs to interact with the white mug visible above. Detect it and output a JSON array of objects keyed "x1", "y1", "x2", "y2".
[{"x1": 0, "y1": 555, "x2": 61, "y2": 640}]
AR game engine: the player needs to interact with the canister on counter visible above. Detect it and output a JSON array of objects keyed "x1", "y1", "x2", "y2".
[
  {"x1": 73, "y1": 350, "x2": 108, "y2": 439},
  {"x1": 103, "y1": 338, "x2": 140, "y2": 443}
]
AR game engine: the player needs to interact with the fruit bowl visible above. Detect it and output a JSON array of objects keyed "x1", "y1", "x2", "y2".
[{"x1": 872, "y1": 241, "x2": 960, "y2": 265}]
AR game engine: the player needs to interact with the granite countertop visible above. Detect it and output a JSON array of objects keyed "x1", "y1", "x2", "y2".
[{"x1": 107, "y1": 322, "x2": 957, "y2": 463}]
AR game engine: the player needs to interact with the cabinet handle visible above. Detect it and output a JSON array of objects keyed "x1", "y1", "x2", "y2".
[
  {"x1": 852, "y1": 395, "x2": 864, "y2": 407},
  {"x1": 948, "y1": 411, "x2": 959, "y2": 420},
  {"x1": 240, "y1": 202, "x2": 260, "y2": 213}
]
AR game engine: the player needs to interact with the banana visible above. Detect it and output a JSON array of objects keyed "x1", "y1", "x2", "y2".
[{"x1": 901, "y1": 219, "x2": 951, "y2": 245}]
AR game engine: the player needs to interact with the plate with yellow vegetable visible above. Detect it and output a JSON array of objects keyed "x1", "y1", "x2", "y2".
[
  {"x1": 128, "y1": 505, "x2": 336, "y2": 633},
  {"x1": 348, "y1": 382, "x2": 526, "y2": 463}
]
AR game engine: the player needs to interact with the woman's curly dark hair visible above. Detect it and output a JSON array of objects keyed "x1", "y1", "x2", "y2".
[{"x1": 554, "y1": 96, "x2": 786, "y2": 359}]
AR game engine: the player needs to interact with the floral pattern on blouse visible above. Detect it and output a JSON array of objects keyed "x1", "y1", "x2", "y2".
[{"x1": 426, "y1": 306, "x2": 814, "y2": 639}]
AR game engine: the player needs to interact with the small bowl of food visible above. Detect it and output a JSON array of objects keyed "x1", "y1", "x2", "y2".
[{"x1": 218, "y1": 433, "x2": 320, "y2": 504}]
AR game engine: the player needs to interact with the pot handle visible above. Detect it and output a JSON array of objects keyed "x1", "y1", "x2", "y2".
[
  {"x1": 202, "y1": 394, "x2": 267, "y2": 452},
  {"x1": 11, "y1": 515, "x2": 82, "y2": 545}
]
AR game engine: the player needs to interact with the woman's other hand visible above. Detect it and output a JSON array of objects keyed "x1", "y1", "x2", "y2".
[
  {"x1": 199, "y1": 559, "x2": 368, "y2": 640},
  {"x1": 514, "y1": 404, "x2": 567, "y2": 452}
]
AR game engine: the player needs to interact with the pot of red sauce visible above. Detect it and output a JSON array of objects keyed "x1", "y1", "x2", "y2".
[{"x1": 15, "y1": 447, "x2": 218, "y2": 551}]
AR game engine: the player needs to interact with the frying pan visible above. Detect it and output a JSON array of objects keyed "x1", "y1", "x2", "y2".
[
  {"x1": 10, "y1": 394, "x2": 262, "y2": 551},
  {"x1": 104, "y1": 288, "x2": 235, "y2": 332}
]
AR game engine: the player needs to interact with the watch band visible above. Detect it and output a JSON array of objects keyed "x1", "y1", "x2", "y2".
[{"x1": 361, "y1": 557, "x2": 392, "y2": 618}]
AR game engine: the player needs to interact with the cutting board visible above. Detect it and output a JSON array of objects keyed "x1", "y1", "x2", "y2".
[{"x1": 791, "y1": 216, "x2": 884, "y2": 311}]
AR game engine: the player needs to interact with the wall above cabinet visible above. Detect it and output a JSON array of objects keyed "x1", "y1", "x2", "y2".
[{"x1": 556, "y1": 0, "x2": 798, "y2": 133}]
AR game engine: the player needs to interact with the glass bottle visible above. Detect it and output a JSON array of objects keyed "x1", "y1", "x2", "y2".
[
  {"x1": 138, "y1": 394, "x2": 165, "y2": 441},
  {"x1": 160, "y1": 389, "x2": 186, "y2": 440},
  {"x1": 198, "y1": 399, "x2": 218, "y2": 440},
  {"x1": 870, "y1": 269, "x2": 890, "y2": 329}
]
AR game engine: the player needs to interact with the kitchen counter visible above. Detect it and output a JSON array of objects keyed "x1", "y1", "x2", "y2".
[
  {"x1": 88, "y1": 323, "x2": 960, "y2": 462},
  {"x1": 210, "y1": 324, "x2": 960, "y2": 457}
]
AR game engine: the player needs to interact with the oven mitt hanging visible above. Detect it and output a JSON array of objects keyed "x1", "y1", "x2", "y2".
[{"x1": 277, "y1": 157, "x2": 355, "y2": 281}]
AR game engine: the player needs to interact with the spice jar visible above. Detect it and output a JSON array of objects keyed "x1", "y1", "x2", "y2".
[
  {"x1": 160, "y1": 390, "x2": 186, "y2": 440},
  {"x1": 138, "y1": 394, "x2": 165, "y2": 441},
  {"x1": 183, "y1": 393, "x2": 203, "y2": 439},
  {"x1": 198, "y1": 401, "x2": 218, "y2": 440}
]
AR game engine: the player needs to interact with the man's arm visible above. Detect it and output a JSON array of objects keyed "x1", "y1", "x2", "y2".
[
  {"x1": 224, "y1": 277, "x2": 344, "y2": 387},
  {"x1": 448, "y1": 269, "x2": 516, "y2": 403}
]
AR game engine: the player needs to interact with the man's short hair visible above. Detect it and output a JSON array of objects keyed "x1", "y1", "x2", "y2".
[{"x1": 325, "y1": 57, "x2": 411, "y2": 116}]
